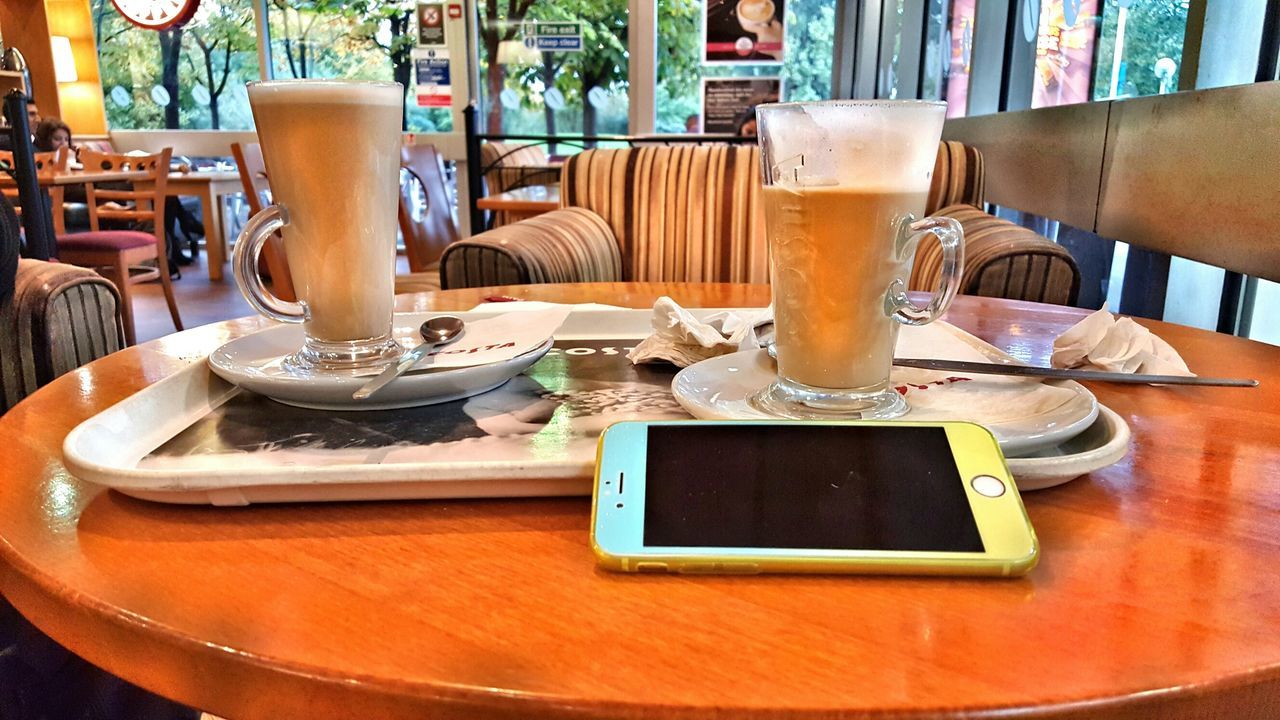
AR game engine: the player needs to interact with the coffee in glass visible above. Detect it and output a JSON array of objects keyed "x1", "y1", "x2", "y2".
[
  {"x1": 754, "y1": 100, "x2": 964, "y2": 419},
  {"x1": 234, "y1": 80, "x2": 403, "y2": 371}
]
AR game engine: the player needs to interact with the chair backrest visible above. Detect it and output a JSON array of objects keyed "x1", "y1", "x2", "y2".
[
  {"x1": 0, "y1": 148, "x2": 69, "y2": 213},
  {"x1": 558, "y1": 142, "x2": 990, "y2": 284},
  {"x1": 2, "y1": 257, "x2": 122, "y2": 413},
  {"x1": 560, "y1": 144, "x2": 767, "y2": 283},
  {"x1": 398, "y1": 143, "x2": 458, "y2": 271},
  {"x1": 911, "y1": 204, "x2": 1081, "y2": 306},
  {"x1": 479, "y1": 141, "x2": 559, "y2": 193},
  {"x1": 79, "y1": 148, "x2": 171, "y2": 238},
  {"x1": 230, "y1": 141, "x2": 272, "y2": 218},
  {"x1": 230, "y1": 141, "x2": 295, "y2": 302},
  {"x1": 927, "y1": 140, "x2": 985, "y2": 215},
  {"x1": 0, "y1": 147, "x2": 68, "y2": 177}
]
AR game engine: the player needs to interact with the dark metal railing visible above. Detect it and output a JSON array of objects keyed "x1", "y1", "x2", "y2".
[
  {"x1": 3, "y1": 90, "x2": 56, "y2": 261},
  {"x1": 462, "y1": 104, "x2": 756, "y2": 233}
]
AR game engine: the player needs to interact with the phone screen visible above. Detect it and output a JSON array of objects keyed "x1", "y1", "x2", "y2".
[{"x1": 643, "y1": 425, "x2": 984, "y2": 552}]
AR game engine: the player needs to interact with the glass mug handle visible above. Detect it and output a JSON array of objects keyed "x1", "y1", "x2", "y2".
[
  {"x1": 232, "y1": 204, "x2": 307, "y2": 324},
  {"x1": 886, "y1": 216, "x2": 965, "y2": 326}
]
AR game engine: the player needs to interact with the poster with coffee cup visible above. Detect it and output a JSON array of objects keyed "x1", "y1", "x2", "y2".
[
  {"x1": 701, "y1": 78, "x2": 781, "y2": 135},
  {"x1": 704, "y1": 0, "x2": 785, "y2": 64}
]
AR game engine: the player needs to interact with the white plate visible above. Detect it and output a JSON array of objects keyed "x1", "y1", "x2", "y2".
[
  {"x1": 1007, "y1": 405, "x2": 1130, "y2": 490},
  {"x1": 671, "y1": 346, "x2": 1099, "y2": 455},
  {"x1": 208, "y1": 323, "x2": 553, "y2": 411}
]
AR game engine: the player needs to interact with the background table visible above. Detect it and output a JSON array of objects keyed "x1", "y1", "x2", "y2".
[
  {"x1": 1, "y1": 283, "x2": 1278, "y2": 720},
  {"x1": 164, "y1": 170, "x2": 243, "y2": 281},
  {"x1": 2, "y1": 168, "x2": 243, "y2": 281},
  {"x1": 476, "y1": 185, "x2": 560, "y2": 220}
]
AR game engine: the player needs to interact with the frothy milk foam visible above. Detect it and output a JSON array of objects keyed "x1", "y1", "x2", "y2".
[
  {"x1": 763, "y1": 103, "x2": 943, "y2": 391},
  {"x1": 249, "y1": 82, "x2": 401, "y2": 344}
]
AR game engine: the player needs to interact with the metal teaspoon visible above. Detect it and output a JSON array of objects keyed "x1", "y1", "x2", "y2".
[{"x1": 351, "y1": 315, "x2": 466, "y2": 400}]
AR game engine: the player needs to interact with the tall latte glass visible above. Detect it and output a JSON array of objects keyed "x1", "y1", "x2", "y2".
[
  {"x1": 234, "y1": 80, "x2": 403, "y2": 371},
  {"x1": 754, "y1": 100, "x2": 964, "y2": 419}
]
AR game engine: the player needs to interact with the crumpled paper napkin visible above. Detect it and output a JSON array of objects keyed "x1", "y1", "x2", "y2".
[
  {"x1": 1051, "y1": 306, "x2": 1194, "y2": 376},
  {"x1": 627, "y1": 296, "x2": 772, "y2": 367}
]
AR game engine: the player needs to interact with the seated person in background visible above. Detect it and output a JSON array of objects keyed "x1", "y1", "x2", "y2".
[
  {"x1": 33, "y1": 118, "x2": 90, "y2": 218},
  {"x1": 0, "y1": 102, "x2": 41, "y2": 151},
  {"x1": 34, "y1": 118, "x2": 73, "y2": 153}
]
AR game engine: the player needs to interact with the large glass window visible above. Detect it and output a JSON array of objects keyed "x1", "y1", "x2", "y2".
[
  {"x1": 474, "y1": 0, "x2": 630, "y2": 136},
  {"x1": 1031, "y1": 0, "x2": 1101, "y2": 108},
  {"x1": 942, "y1": 0, "x2": 975, "y2": 117},
  {"x1": 265, "y1": 1, "x2": 451, "y2": 131},
  {"x1": 656, "y1": 0, "x2": 834, "y2": 134},
  {"x1": 1091, "y1": 0, "x2": 1189, "y2": 100},
  {"x1": 92, "y1": 0, "x2": 258, "y2": 130}
]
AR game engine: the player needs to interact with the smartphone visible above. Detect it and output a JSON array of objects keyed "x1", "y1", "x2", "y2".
[{"x1": 590, "y1": 420, "x2": 1038, "y2": 577}]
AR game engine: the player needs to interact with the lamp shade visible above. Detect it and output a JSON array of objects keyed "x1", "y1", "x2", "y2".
[{"x1": 52, "y1": 36, "x2": 78, "y2": 83}]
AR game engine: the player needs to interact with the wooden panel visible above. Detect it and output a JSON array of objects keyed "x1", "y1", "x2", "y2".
[
  {"x1": 943, "y1": 102, "x2": 1109, "y2": 230},
  {"x1": 0, "y1": 1, "x2": 61, "y2": 118},
  {"x1": 46, "y1": 0, "x2": 109, "y2": 135},
  {"x1": 1097, "y1": 81, "x2": 1280, "y2": 282}
]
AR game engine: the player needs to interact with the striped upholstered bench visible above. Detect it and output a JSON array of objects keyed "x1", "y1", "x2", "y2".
[{"x1": 442, "y1": 141, "x2": 1080, "y2": 306}]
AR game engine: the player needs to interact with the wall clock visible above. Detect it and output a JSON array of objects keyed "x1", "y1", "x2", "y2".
[{"x1": 110, "y1": 0, "x2": 200, "y2": 32}]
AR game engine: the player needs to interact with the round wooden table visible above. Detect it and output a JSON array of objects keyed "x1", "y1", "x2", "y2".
[{"x1": 2, "y1": 283, "x2": 1278, "y2": 719}]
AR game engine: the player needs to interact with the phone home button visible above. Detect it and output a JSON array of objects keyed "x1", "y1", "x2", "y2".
[{"x1": 971, "y1": 475, "x2": 1006, "y2": 498}]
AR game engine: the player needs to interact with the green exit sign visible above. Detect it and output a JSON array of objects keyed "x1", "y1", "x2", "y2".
[{"x1": 537, "y1": 22, "x2": 580, "y2": 36}]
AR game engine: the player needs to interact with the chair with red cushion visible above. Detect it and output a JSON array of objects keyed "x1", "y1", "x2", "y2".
[{"x1": 57, "y1": 148, "x2": 181, "y2": 345}]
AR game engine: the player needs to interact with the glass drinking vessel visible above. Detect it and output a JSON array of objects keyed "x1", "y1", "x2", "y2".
[
  {"x1": 234, "y1": 80, "x2": 404, "y2": 372},
  {"x1": 753, "y1": 100, "x2": 964, "y2": 419}
]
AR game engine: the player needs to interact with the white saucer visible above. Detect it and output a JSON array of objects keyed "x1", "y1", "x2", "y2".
[
  {"x1": 671, "y1": 349, "x2": 1099, "y2": 455},
  {"x1": 208, "y1": 319, "x2": 552, "y2": 412},
  {"x1": 1006, "y1": 405, "x2": 1130, "y2": 490}
]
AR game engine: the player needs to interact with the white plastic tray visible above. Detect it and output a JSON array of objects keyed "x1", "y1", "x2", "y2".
[{"x1": 62, "y1": 308, "x2": 1127, "y2": 505}]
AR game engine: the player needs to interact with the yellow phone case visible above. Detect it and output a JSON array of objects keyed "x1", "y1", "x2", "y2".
[{"x1": 590, "y1": 420, "x2": 1039, "y2": 577}]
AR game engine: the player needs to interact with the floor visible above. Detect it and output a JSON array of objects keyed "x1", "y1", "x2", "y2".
[{"x1": 130, "y1": 245, "x2": 412, "y2": 345}]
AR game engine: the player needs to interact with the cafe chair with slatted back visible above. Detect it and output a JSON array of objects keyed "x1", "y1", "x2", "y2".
[
  {"x1": 0, "y1": 147, "x2": 69, "y2": 233},
  {"x1": 479, "y1": 141, "x2": 561, "y2": 228},
  {"x1": 56, "y1": 148, "x2": 182, "y2": 346},
  {"x1": 395, "y1": 143, "x2": 458, "y2": 292},
  {"x1": 230, "y1": 141, "x2": 295, "y2": 301}
]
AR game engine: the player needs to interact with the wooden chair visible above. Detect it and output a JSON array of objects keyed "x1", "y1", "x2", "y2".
[
  {"x1": 230, "y1": 142, "x2": 295, "y2": 302},
  {"x1": 479, "y1": 141, "x2": 561, "y2": 227},
  {"x1": 398, "y1": 143, "x2": 458, "y2": 276},
  {"x1": 0, "y1": 147, "x2": 69, "y2": 234},
  {"x1": 56, "y1": 148, "x2": 182, "y2": 346}
]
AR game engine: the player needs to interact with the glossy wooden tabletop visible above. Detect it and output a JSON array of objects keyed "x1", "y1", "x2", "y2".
[
  {"x1": 475, "y1": 185, "x2": 561, "y2": 213},
  {"x1": 1, "y1": 283, "x2": 1278, "y2": 720}
]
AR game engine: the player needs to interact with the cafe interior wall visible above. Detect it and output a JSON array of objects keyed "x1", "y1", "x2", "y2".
[
  {"x1": 45, "y1": 0, "x2": 108, "y2": 135},
  {"x1": 0, "y1": 0, "x2": 62, "y2": 122}
]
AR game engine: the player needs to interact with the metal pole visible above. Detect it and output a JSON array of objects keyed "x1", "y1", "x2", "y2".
[
  {"x1": 4, "y1": 91, "x2": 55, "y2": 261},
  {"x1": 464, "y1": 103, "x2": 485, "y2": 234}
]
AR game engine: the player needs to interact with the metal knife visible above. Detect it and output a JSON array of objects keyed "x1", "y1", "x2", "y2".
[{"x1": 891, "y1": 358, "x2": 1258, "y2": 387}]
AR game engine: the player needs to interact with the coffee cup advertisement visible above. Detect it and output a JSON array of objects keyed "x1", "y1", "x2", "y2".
[
  {"x1": 704, "y1": 0, "x2": 785, "y2": 64},
  {"x1": 701, "y1": 78, "x2": 781, "y2": 136}
]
